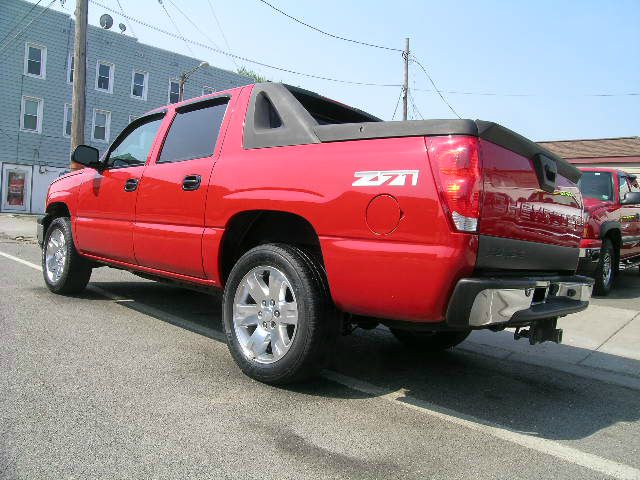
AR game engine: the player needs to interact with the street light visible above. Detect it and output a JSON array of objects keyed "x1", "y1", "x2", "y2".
[{"x1": 178, "y1": 61, "x2": 209, "y2": 101}]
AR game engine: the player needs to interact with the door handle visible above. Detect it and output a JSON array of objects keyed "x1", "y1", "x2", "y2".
[
  {"x1": 124, "y1": 178, "x2": 139, "y2": 192},
  {"x1": 182, "y1": 174, "x2": 201, "y2": 191}
]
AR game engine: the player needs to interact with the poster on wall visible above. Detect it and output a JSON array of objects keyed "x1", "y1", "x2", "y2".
[{"x1": 1, "y1": 165, "x2": 32, "y2": 212}]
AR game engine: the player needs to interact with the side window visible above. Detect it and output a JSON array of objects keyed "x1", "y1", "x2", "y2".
[
  {"x1": 629, "y1": 175, "x2": 640, "y2": 193},
  {"x1": 158, "y1": 100, "x2": 228, "y2": 164},
  {"x1": 106, "y1": 116, "x2": 164, "y2": 169},
  {"x1": 619, "y1": 174, "x2": 631, "y2": 200}
]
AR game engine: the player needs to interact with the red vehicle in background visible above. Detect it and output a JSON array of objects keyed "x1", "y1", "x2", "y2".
[
  {"x1": 38, "y1": 83, "x2": 594, "y2": 383},
  {"x1": 577, "y1": 168, "x2": 640, "y2": 295}
]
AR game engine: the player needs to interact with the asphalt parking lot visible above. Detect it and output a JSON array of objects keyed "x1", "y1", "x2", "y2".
[{"x1": 2, "y1": 235, "x2": 640, "y2": 480}]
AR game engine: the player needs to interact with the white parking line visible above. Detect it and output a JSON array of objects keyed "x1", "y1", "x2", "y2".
[
  {"x1": 2, "y1": 248, "x2": 640, "y2": 480},
  {"x1": 0, "y1": 250, "x2": 42, "y2": 271},
  {"x1": 323, "y1": 372, "x2": 640, "y2": 480}
]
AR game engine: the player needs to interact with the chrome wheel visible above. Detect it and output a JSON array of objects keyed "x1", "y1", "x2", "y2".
[
  {"x1": 602, "y1": 251, "x2": 612, "y2": 287},
  {"x1": 45, "y1": 228, "x2": 67, "y2": 283},
  {"x1": 233, "y1": 265, "x2": 298, "y2": 364}
]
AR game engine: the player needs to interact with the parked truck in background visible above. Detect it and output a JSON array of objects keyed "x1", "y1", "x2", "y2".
[
  {"x1": 577, "y1": 167, "x2": 640, "y2": 295},
  {"x1": 38, "y1": 83, "x2": 593, "y2": 384}
]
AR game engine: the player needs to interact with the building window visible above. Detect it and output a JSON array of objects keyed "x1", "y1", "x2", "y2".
[
  {"x1": 131, "y1": 70, "x2": 148, "y2": 100},
  {"x1": 92, "y1": 109, "x2": 111, "y2": 142},
  {"x1": 168, "y1": 79, "x2": 180, "y2": 103},
  {"x1": 67, "y1": 52, "x2": 74, "y2": 83},
  {"x1": 128, "y1": 115, "x2": 138, "y2": 124},
  {"x1": 202, "y1": 86, "x2": 216, "y2": 96},
  {"x1": 95, "y1": 61, "x2": 114, "y2": 93},
  {"x1": 20, "y1": 96, "x2": 43, "y2": 133},
  {"x1": 63, "y1": 103, "x2": 72, "y2": 137},
  {"x1": 24, "y1": 42, "x2": 46, "y2": 79}
]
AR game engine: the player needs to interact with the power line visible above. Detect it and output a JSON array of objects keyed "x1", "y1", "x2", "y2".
[
  {"x1": 206, "y1": 0, "x2": 239, "y2": 70},
  {"x1": 0, "y1": 0, "x2": 56, "y2": 56},
  {"x1": 114, "y1": 0, "x2": 137, "y2": 38},
  {"x1": 166, "y1": 0, "x2": 221, "y2": 50},
  {"x1": 84, "y1": 1, "x2": 639, "y2": 99},
  {"x1": 0, "y1": 0, "x2": 44, "y2": 50},
  {"x1": 255, "y1": 0, "x2": 402, "y2": 52},
  {"x1": 408, "y1": 89, "x2": 424, "y2": 120},
  {"x1": 156, "y1": 0, "x2": 195, "y2": 55},
  {"x1": 410, "y1": 56, "x2": 461, "y2": 119},
  {"x1": 391, "y1": 87, "x2": 403, "y2": 120},
  {"x1": 88, "y1": 0, "x2": 402, "y2": 87}
]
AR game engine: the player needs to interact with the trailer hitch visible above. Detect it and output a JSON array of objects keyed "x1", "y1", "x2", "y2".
[{"x1": 514, "y1": 318, "x2": 563, "y2": 345}]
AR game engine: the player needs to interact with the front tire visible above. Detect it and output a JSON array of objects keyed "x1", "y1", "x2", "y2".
[
  {"x1": 222, "y1": 244, "x2": 338, "y2": 384},
  {"x1": 593, "y1": 238, "x2": 615, "y2": 296},
  {"x1": 42, "y1": 217, "x2": 92, "y2": 294},
  {"x1": 390, "y1": 328, "x2": 470, "y2": 351}
]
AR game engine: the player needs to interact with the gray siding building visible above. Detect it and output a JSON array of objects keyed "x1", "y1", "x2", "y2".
[{"x1": 0, "y1": 0, "x2": 251, "y2": 213}]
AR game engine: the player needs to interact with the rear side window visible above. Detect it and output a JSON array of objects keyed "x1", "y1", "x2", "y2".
[
  {"x1": 578, "y1": 172, "x2": 613, "y2": 201},
  {"x1": 287, "y1": 87, "x2": 380, "y2": 125},
  {"x1": 158, "y1": 100, "x2": 228, "y2": 163}
]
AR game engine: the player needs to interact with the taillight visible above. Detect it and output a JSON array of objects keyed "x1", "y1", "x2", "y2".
[{"x1": 427, "y1": 136, "x2": 482, "y2": 233}]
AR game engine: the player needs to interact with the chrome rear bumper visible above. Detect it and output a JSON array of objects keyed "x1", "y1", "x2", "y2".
[{"x1": 446, "y1": 275, "x2": 594, "y2": 328}]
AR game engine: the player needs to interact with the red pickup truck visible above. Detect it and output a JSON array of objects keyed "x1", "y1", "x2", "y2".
[
  {"x1": 577, "y1": 167, "x2": 640, "y2": 295},
  {"x1": 38, "y1": 83, "x2": 593, "y2": 383}
]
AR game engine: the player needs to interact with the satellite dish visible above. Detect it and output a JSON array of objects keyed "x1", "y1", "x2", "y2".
[
  {"x1": 118, "y1": 23, "x2": 127, "y2": 34},
  {"x1": 99, "y1": 14, "x2": 113, "y2": 29}
]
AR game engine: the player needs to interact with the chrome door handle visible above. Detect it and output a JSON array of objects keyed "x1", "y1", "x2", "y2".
[
  {"x1": 124, "y1": 178, "x2": 139, "y2": 192},
  {"x1": 182, "y1": 174, "x2": 201, "y2": 191}
]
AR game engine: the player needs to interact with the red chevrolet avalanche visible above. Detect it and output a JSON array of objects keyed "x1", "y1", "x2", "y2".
[{"x1": 38, "y1": 83, "x2": 593, "y2": 383}]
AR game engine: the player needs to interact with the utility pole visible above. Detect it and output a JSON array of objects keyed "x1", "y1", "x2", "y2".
[
  {"x1": 402, "y1": 37, "x2": 409, "y2": 121},
  {"x1": 178, "y1": 61, "x2": 209, "y2": 101},
  {"x1": 70, "y1": 0, "x2": 88, "y2": 170}
]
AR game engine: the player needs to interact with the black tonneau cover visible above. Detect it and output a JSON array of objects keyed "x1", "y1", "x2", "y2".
[{"x1": 244, "y1": 83, "x2": 581, "y2": 185}]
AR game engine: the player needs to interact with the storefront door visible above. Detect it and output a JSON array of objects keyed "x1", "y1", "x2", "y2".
[{"x1": 1, "y1": 164, "x2": 32, "y2": 212}]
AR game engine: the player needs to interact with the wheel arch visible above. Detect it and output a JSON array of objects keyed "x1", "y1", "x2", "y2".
[
  {"x1": 42, "y1": 202, "x2": 71, "y2": 235},
  {"x1": 218, "y1": 210, "x2": 324, "y2": 286}
]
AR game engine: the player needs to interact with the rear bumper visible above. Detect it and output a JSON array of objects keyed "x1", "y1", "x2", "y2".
[{"x1": 446, "y1": 275, "x2": 593, "y2": 329}]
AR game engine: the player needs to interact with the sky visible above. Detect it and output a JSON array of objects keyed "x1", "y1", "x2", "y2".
[{"x1": 35, "y1": 0, "x2": 640, "y2": 141}]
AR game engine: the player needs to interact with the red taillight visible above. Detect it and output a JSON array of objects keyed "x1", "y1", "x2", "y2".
[{"x1": 427, "y1": 136, "x2": 482, "y2": 232}]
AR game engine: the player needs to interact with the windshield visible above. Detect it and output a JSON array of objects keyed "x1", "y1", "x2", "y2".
[{"x1": 578, "y1": 171, "x2": 613, "y2": 201}]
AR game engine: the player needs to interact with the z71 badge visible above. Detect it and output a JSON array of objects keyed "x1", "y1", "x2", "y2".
[{"x1": 352, "y1": 170, "x2": 419, "y2": 187}]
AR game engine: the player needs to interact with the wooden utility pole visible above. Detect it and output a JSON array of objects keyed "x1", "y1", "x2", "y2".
[
  {"x1": 402, "y1": 37, "x2": 409, "y2": 121},
  {"x1": 70, "y1": 0, "x2": 88, "y2": 170}
]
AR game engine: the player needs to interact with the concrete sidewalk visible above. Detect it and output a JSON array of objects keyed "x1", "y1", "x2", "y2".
[
  {"x1": 0, "y1": 213, "x2": 38, "y2": 242},
  {"x1": 463, "y1": 301, "x2": 640, "y2": 387}
]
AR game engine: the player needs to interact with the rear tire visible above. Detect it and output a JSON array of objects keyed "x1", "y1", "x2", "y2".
[
  {"x1": 389, "y1": 328, "x2": 470, "y2": 351},
  {"x1": 593, "y1": 238, "x2": 615, "y2": 296},
  {"x1": 42, "y1": 217, "x2": 92, "y2": 294},
  {"x1": 222, "y1": 244, "x2": 338, "y2": 384}
]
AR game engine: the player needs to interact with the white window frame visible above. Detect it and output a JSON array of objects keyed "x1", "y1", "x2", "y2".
[
  {"x1": 20, "y1": 96, "x2": 43, "y2": 134},
  {"x1": 202, "y1": 85, "x2": 216, "y2": 96},
  {"x1": 130, "y1": 70, "x2": 149, "y2": 100},
  {"x1": 95, "y1": 60, "x2": 114, "y2": 94},
  {"x1": 168, "y1": 79, "x2": 180, "y2": 104},
  {"x1": 63, "y1": 103, "x2": 72, "y2": 138},
  {"x1": 24, "y1": 42, "x2": 47, "y2": 79},
  {"x1": 91, "y1": 108, "x2": 111, "y2": 143},
  {"x1": 67, "y1": 52, "x2": 74, "y2": 84}
]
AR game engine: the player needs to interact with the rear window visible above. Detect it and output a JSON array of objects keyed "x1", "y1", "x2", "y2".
[
  {"x1": 287, "y1": 87, "x2": 380, "y2": 125},
  {"x1": 578, "y1": 172, "x2": 613, "y2": 201},
  {"x1": 158, "y1": 100, "x2": 228, "y2": 163}
]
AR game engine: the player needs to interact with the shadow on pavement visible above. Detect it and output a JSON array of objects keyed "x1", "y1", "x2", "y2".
[{"x1": 81, "y1": 279, "x2": 640, "y2": 443}]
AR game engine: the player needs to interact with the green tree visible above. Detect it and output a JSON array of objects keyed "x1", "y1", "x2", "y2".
[{"x1": 237, "y1": 66, "x2": 269, "y2": 83}]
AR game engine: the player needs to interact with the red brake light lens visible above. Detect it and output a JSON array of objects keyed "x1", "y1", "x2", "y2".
[{"x1": 427, "y1": 136, "x2": 482, "y2": 232}]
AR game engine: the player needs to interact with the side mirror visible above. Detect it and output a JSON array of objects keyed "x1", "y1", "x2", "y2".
[
  {"x1": 72, "y1": 145, "x2": 102, "y2": 170},
  {"x1": 621, "y1": 192, "x2": 640, "y2": 205}
]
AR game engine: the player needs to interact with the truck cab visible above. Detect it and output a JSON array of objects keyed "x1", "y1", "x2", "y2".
[{"x1": 578, "y1": 167, "x2": 640, "y2": 294}]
